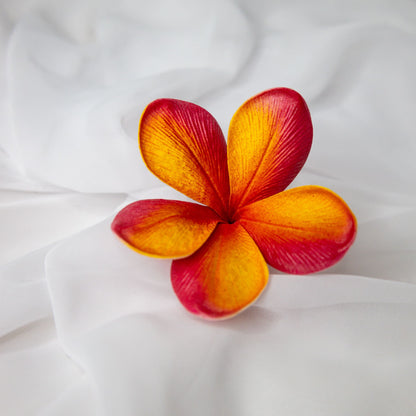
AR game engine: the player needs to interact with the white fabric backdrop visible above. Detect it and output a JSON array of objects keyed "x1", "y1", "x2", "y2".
[{"x1": 1, "y1": 0, "x2": 415, "y2": 414}]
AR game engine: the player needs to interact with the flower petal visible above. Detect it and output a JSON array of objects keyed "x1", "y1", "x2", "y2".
[
  {"x1": 139, "y1": 99, "x2": 230, "y2": 218},
  {"x1": 171, "y1": 223, "x2": 269, "y2": 319},
  {"x1": 111, "y1": 199, "x2": 221, "y2": 259},
  {"x1": 236, "y1": 186, "x2": 357, "y2": 274},
  {"x1": 227, "y1": 88, "x2": 313, "y2": 213}
]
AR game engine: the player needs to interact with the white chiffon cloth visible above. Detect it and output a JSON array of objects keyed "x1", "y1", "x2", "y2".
[{"x1": 1, "y1": 1, "x2": 416, "y2": 415}]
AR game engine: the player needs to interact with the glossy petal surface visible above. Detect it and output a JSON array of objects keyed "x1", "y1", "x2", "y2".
[
  {"x1": 171, "y1": 223, "x2": 269, "y2": 319},
  {"x1": 139, "y1": 99, "x2": 230, "y2": 218},
  {"x1": 236, "y1": 186, "x2": 357, "y2": 274},
  {"x1": 227, "y1": 88, "x2": 313, "y2": 213},
  {"x1": 111, "y1": 199, "x2": 221, "y2": 258}
]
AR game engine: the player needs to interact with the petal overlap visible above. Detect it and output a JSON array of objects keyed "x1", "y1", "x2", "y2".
[
  {"x1": 111, "y1": 199, "x2": 221, "y2": 259},
  {"x1": 227, "y1": 88, "x2": 313, "y2": 213},
  {"x1": 236, "y1": 186, "x2": 357, "y2": 274},
  {"x1": 139, "y1": 99, "x2": 230, "y2": 218},
  {"x1": 171, "y1": 223, "x2": 269, "y2": 319}
]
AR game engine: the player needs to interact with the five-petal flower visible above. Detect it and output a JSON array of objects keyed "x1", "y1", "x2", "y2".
[{"x1": 112, "y1": 88, "x2": 357, "y2": 319}]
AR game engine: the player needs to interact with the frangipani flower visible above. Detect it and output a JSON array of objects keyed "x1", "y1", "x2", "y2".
[{"x1": 112, "y1": 88, "x2": 356, "y2": 320}]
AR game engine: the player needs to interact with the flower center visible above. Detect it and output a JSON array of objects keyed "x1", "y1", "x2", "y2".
[{"x1": 219, "y1": 204, "x2": 238, "y2": 224}]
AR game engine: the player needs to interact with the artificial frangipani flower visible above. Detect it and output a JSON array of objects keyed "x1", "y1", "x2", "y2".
[{"x1": 112, "y1": 88, "x2": 356, "y2": 319}]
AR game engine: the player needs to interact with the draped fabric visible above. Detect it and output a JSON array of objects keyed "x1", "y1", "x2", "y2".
[{"x1": 1, "y1": 0, "x2": 415, "y2": 414}]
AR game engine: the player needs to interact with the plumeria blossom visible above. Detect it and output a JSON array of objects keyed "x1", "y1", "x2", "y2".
[{"x1": 112, "y1": 88, "x2": 357, "y2": 320}]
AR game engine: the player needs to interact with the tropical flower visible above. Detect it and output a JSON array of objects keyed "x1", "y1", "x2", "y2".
[{"x1": 112, "y1": 88, "x2": 356, "y2": 320}]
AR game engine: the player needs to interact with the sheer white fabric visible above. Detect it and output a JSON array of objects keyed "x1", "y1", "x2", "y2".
[{"x1": 1, "y1": 0, "x2": 415, "y2": 414}]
